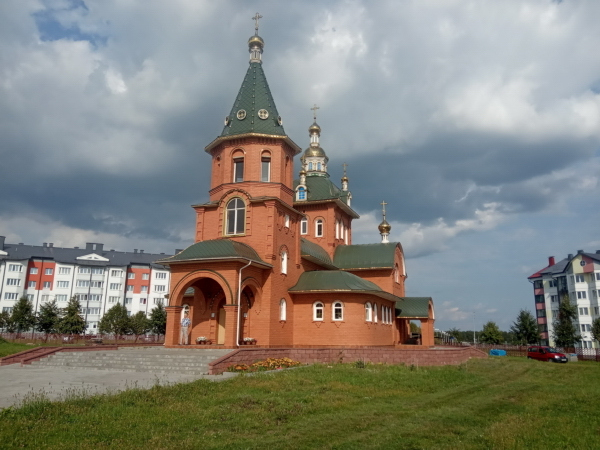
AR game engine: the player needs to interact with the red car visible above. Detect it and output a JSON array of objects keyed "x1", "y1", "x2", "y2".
[{"x1": 527, "y1": 345, "x2": 568, "y2": 363}]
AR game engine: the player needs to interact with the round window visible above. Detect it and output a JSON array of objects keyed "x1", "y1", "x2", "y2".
[
  {"x1": 258, "y1": 109, "x2": 269, "y2": 120},
  {"x1": 224, "y1": 116, "x2": 230, "y2": 125},
  {"x1": 237, "y1": 110, "x2": 247, "y2": 120}
]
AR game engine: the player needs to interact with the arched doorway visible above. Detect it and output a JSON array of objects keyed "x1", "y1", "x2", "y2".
[{"x1": 239, "y1": 285, "x2": 255, "y2": 342}]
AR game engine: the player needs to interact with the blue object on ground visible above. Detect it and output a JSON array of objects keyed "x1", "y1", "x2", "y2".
[{"x1": 489, "y1": 349, "x2": 507, "y2": 356}]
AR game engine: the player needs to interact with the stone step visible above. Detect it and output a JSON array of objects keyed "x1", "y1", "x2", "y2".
[{"x1": 44, "y1": 355, "x2": 221, "y2": 362}]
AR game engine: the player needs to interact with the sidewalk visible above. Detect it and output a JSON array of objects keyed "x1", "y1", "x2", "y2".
[{"x1": 0, "y1": 364, "x2": 236, "y2": 410}]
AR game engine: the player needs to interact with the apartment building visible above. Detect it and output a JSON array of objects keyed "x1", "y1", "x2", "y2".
[
  {"x1": 528, "y1": 249, "x2": 600, "y2": 347},
  {"x1": 0, "y1": 236, "x2": 174, "y2": 334}
]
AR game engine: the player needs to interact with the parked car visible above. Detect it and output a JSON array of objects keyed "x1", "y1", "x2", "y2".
[{"x1": 527, "y1": 345, "x2": 568, "y2": 363}]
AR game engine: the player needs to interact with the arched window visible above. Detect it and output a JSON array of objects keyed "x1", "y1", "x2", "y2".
[
  {"x1": 300, "y1": 218, "x2": 308, "y2": 235},
  {"x1": 335, "y1": 221, "x2": 339, "y2": 239},
  {"x1": 280, "y1": 299, "x2": 287, "y2": 321},
  {"x1": 365, "y1": 302, "x2": 372, "y2": 322},
  {"x1": 394, "y1": 264, "x2": 399, "y2": 283},
  {"x1": 297, "y1": 186, "x2": 306, "y2": 200},
  {"x1": 317, "y1": 162, "x2": 322, "y2": 171},
  {"x1": 226, "y1": 198, "x2": 245, "y2": 235},
  {"x1": 308, "y1": 162, "x2": 313, "y2": 171},
  {"x1": 233, "y1": 156, "x2": 244, "y2": 183},
  {"x1": 315, "y1": 219, "x2": 324, "y2": 237},
  {"x1": 313, "y1": 302, "x2": 324, "y2": 321},
  {"x1": 384, "y1": 306, "x2": 388, "y2": 324},
  {"x1": 333, "y1": 301, "x2": 343, "y2": 321},
  {"x1": 284, "y1": 214, "x2": 290, "y2": 228},
  {"x1": 281, "y1": 250, "x2": 288, "y2": 275},
  {"x1": 373, "y1": 303, "x2": 378, "y2": 323},
  {"x1": 261, "y1": 151, "x2": 271, "y2": 182}
]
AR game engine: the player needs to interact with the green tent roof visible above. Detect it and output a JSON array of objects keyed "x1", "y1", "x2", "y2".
[
  {"x1": 289, "y1": 270, "x2": 402, "y2": 302},
  {"x1": 220, "y1": 62, "x2": 285, "y2": 138},
  {"x1": 294, "y1": 176, "x2": 348, "y2": 203},
  {"x1": 155, "y1": 239, "x2": 270, "y2": 267},
  {"x1": 395, "y1": 297, "x2": 432, "y2": 318},
  {"x1": 333, "y1": 243, "x2": 399, "y2": 270},
  {"x1": 300, "y1": 238, "x2": 337, "y2": 269}
]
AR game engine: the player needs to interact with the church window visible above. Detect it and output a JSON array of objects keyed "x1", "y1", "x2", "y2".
[
  {"x1": 315, "y1": 219, "x2": 323, "y2": 237},
  {"x1": 233, "y1": 157, "x2": 244, "y2": 182},
  {"x1": 335, "y1": 221, "x2": 339, "y2": 239},
  {"x1": 261, "y1": 152, "x2": 271, "y2": 182},
  {"x1": 347, "y1": 194, "x2": 352, "y2": 207},
  {"x1": 297, "y1": 186, "x2": 306, "y2": 201},
  {"x1": 317, "y1": 162, "x2": 322, "y2": 171},
  {"x1": 308, "y1": 162, "x2": 313, "y2": 171},
  {"x1": 281, "y1": 250, "x2": 288, "y2": 275},
  {"x1": 365, "y1": 302, "x2": 372, "y2": 322},
  {"x1": 280, "y1": 299, "x2": 287, "y2": 321},
  {"x1": 373, "y1": 303, "x2": 378, "y2": 323},
  {"x1": 394, "y1": 264, "x2": 399, "y2": 283},
  {"x1": 226, "y1": 198, "x2": 245, "y2": 235},
  {"x1": 313, "y1": 302, "x2": 324, "y2": 321},
  {"x1": 284, "y1": 214, "x2": 290, "y2": 228},
  {"x1": 333, "y1": 302, "x2": 343, "y2": 321},
  {"x1": 300, "y1": 218, "x2": 308, "y2": 235}
]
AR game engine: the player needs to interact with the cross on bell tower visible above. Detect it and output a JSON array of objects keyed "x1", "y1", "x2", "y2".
[{"x1": 378, "y1": 200, "x2": 391, "y2": 243}]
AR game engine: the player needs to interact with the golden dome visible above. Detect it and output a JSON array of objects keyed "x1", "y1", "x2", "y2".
[
  {"x1": 308, "y1": 122, "x2": 321, "y2": 134},
  {"x1": 378, "y1": 219, "x2": 391, "y2": 234},
  {"x1": 341, "y1": 175, "x2": 349, "y2": 182},
  {"x1": 304, "y1": 146, "x2": 328, "y2": 160},
  {"x1": 248, "y1": 34, "x2": 264, "y2": 48}
]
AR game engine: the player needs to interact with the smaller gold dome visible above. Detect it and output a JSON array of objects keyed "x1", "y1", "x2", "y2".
[
  {"x1": 304, "y1": 146, "x2": 328, "y2": 160},
  {"x1": 308, "y1": 122, "x2": 321, "y2": 134},
  {"x1": 248, "y1": 34, "x2": 265, "y2": 48},
  {"x1": 378, "y1": 219, "x2": 391, "y2": 234},
  {"x1": 341, "y1": 175, "x2": 349, "y2": 182},
  {"x1": 299, "y1": 168, "x2": 306, "y2": 175}
]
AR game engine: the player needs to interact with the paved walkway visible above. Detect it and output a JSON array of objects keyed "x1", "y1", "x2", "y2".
[{"x1": 0, "y1": 364, "x2": 236, "y2": 410}]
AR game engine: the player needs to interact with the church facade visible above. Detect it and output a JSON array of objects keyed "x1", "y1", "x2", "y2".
[{"x1": 158, "y1": 22, "x2": 434, "y2": 348}]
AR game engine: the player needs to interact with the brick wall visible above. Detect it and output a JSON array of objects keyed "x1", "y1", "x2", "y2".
[{"x1": 208, "y1": 346, "x2": 488, "y2": 374}]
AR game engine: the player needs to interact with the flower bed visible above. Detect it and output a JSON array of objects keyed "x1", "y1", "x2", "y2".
[{"x1": 227, "y1": 357, "x2": 302, "y2": 373}]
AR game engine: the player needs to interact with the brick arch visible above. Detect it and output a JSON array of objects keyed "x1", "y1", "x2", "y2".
[
  {"x1": 241, "y1": 276, "x2": 263, "y2": 314},
  {"x1": 170, "y1": 269, "x2": 233, "y2": 307}
]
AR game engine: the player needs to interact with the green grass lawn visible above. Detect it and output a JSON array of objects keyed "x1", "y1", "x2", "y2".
[
  {"x1": 1, "y1": 357, "x2": 599, "y2": 449},
  {"x1": 0, "y1": 340, "x2": 41, "y2": 358}
]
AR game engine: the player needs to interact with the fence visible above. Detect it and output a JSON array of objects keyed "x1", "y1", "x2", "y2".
[{"x1": 0, "y1": 331, "x2": 164, "y2": 345}]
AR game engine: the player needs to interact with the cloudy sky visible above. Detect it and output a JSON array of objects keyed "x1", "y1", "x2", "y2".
[{"x1": 1, "y1": 0, "x2": 599, "y2": 332}]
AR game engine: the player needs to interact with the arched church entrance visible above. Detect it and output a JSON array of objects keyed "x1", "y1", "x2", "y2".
[{"x1": 239, "y1": 285, "x2": 255, "y2": 342}]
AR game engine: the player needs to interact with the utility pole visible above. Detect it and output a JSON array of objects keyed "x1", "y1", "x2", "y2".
[{"x1": 473, "y1": 311, "x2": 476, "y2": 344}]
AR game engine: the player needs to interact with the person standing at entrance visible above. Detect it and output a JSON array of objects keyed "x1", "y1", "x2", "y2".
[{"x1": 180, "y1": 312, "x2": 191, "y2": 345}]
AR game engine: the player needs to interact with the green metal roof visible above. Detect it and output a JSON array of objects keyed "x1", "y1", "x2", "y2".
[
  {"x1": 395, "y1": 297, "x2": 432, "y2": 318},
  {"x1": 155, "y1": 239, "x2": 271, "y2": 267},
  {"x1": 300, "y1": 238, "x2": 337, "y2": 269},
  {"x1": 289, "y1": 270, "x2": 402, "y2": 302},
  {"x1": 220, "y1": 62, "x2": 285, "y2": 138},
  {"x1": 294, "y1": 176, "x2": 345, "y2": 202},
  {"x1": 333, "y1": 243, "x2": 399, "y2": 270}
]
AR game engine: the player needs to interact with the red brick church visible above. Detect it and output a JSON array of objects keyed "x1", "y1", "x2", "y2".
[{"x1": 158, "y1": 19, "x2": 435, "y2": 348}]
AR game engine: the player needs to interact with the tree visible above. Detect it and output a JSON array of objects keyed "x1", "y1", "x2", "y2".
[
  {"x1": 590, "y1": 317, "x2": 600, "y2": 344},
  {"x1": 446, "y1": 327, "x2": 461, "y2": 340},
  {"x1": 149, "y1": 303, "x2": 167, "y2": 337},
  {"x1": 99, "y1": 303, "x2": 131, "y2": 337},
  {"x1": 552, "y1": 295, "x2": 579, "y2": 348},
  {"x1": 409, "y1": 322, "x2": 421, "y2": 334},
  {"x1": 130, "y1": 311, "x2": 150, "y2": 341},
  {"x1": 510, "y1": 310, "x2": 539, "y2": 345},
  {"x1": 36, "y1": 300, "x2": 61, "y2": 342},
  {"x1": 0, "y1": 310, "x2": 11, "y2": 331},
  {"x1": 58, "y1": 297, "x2": 86, "y2": 335},
  {"x1": 479, "y1": 321, "x2": 503, "y2": 345},
  {"x1": 10, "y1": 297, "x2": 36, "y2": 337}
]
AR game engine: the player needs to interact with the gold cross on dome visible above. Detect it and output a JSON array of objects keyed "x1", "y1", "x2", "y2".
[
  {"x1": 342, "y1": 162, "x2": 348, "y2": 176},
  {"x1": 311, "y1": 104, "x2": 320, "y2": 121},
  {"x1": 252, "y1": 13, "x2": 263, "y2": 34},
  {"x1": 381, "y1": 200, "x2": 387, "y2": 217}
]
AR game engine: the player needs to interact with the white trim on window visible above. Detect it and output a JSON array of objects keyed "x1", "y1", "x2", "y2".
[
  {"x1": 313, "y1": 301, "x2": 324, "y2": 321},
  {"x1": 315, "y1": 219, "x2": 324, "y2": 237},
  {"x1": 280, "y1": 299, "x2": 287, "y2": 321},
  {"x1": 365, "y1": 302, "x2": 372, "y2": 322},
  {"x1": 333, "y1": 301, "x2": 344, "y2": 321}
]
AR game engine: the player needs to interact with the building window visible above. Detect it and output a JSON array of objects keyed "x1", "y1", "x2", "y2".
[
  {"x1": 128, "y1": 272, "x2": 135, "y2": 279},
  {"x1": 538, "y1": 324, "x2": 548, "y2": 332},
  {"x1": 365, "y1": 302, "x2": 372, "y2": 322},
  {"x1": 373, "y1": 303, "x2": 378, "y2": 323},
  {"x1": 90, "y1": 281, "x2": 103, "y2": 288},
  {"x1": 154, "y1": 285, "x2": 166, "y2": 292},
  {"x1": 4, "y1": 293, "x2": 18, "y2": 300},
  {"x1": 111, "y1": 270, "x2": 123, "y2": 277},
  {"x1": 308, "y1": 162, "x2": 313, "y2": 171},
  {"x1": 394, "y1": 264, "x2": 400, "y2": 283},
  {"x1": 226, "y1": 198, "x2": 246, "y2": 235},
  {"x1": 153, "y1": 298, "x2": 163, "y2": 305},
  {"x1": 92, "y1": 268, "x2": 104, "y2": 275},
  {"x1": 77, "y1": 280, "x2": 90, "y2": 288},
  {"x1": 89, "y1": 294, "x2": 102, "y2": 301},
  {"x1": 56, "y1": 281, "x2": 69, "y2": 288},
  {"x1": 6, "y1": 278, "x2": 21, "y2": 286},
  {"x1": 125, "y1": 298, "x2": 132, "y2": 305},
  {"x1": 155, "y1": 272, "x2": 167, "y2": 279},
  {"x1": 333, "y1": 301, "x2": 343, "y2": 321},
  {"x1": 284, "y1": 214, "x2": 290, "y2": 228},
  {"x1": 280, "y1": 299, "x2": 287, "y2": 321},
  {"x1": 8, "y1": 264, "x2": 23, "y2": 272},
  {"x1": 45, "y1": 268, "x2": 53, "y2": 275},
  {"x1": 261, "y1": 153, "x2": 271, "y2": 182},
  {"x1": 548, "y1": 279, "x2": 557, "y2": 288},
  {"x1": 108, "y1": 296, "x2": 119, "y2": 303},
  {"x1": 126, "y1": 285, "x2": 134, "y2": 292},
  {"x1": 30, "y1": 267, "x2": 38, "y2": 275},
  {"x1": 58, "y1": 267, "x2": 71, "y2": 275},
  {"x1": 79, "y1": 267, "x2": 91, "y2": 274},
  {"x1": 575, "y1": 274, "x2": 584, "y2": 283},
  {"x1": 28, "y1": 281, "x2": 36, "y2": 288},
  {"x1": 56, "y1": 295, "x2": 67, "y2": 302},
  {"x1": 43, "y1": 281, "x2": 51, "y2": 289},
  {"x1": 581, "y1": 324, "x2": 592, "y2": 332},
  {"x1": 535, "y1": 295, "x2": 544, "y2": 304},
  {"x1": 577, "y1": 291, "x2": 587, "y2": 299},
  {"x1": 300, "y1": 218, "x2": 308, "y2": 235},
  {"x1": 233, "y1": 157, "x2": 244, "y2": 182},
  {"x1": 596, "y1": 273, "x2": 600, "y2": 281},
  {"x1": 2, "y1": 307, "x2": 14, "y2": 313},
  {"x1": 313, "y1": 302, "x2": 324, "y2": 321},
  {"x1": 140, "y1": 273, "x2": 149, "y2": 280},
  {"x1": 533, "y1": 280, "x2": 543, "y2": 289},
  {"x1": 315, "y1": 219, "x2": 323, "y2": 237},
  {"x1": 297, "y1": 187, "x2": 306, "y2": 200},
  {"x1": 141, "y1": 286, "x2": 148, "y2": 293},
  {"x1": 551, "y1": 295, "x2": 558, "y2": 302},
  {"x1": 110, "y1": 283, "x2": 122, "y2": 290},
  {"x1": 595, "y1": 306, "x2": 600, "y2": 315},
  {"x1": 140, "y1": 298, "x2": 147, "y2": 305},
  {"x1": 536, "y1": 309, "x2": 546, "y2": 318},
  {"x1": 281, "y1": 250, "x2": 288, "y2": 275},
  {"x1": 579, "y1": 307, "x2": 589, "y2": 316}
]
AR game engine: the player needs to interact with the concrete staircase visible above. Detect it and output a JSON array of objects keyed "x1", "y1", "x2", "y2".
[{"x1": 29, "y1": 347, "x2": 232, "y2": 375}]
